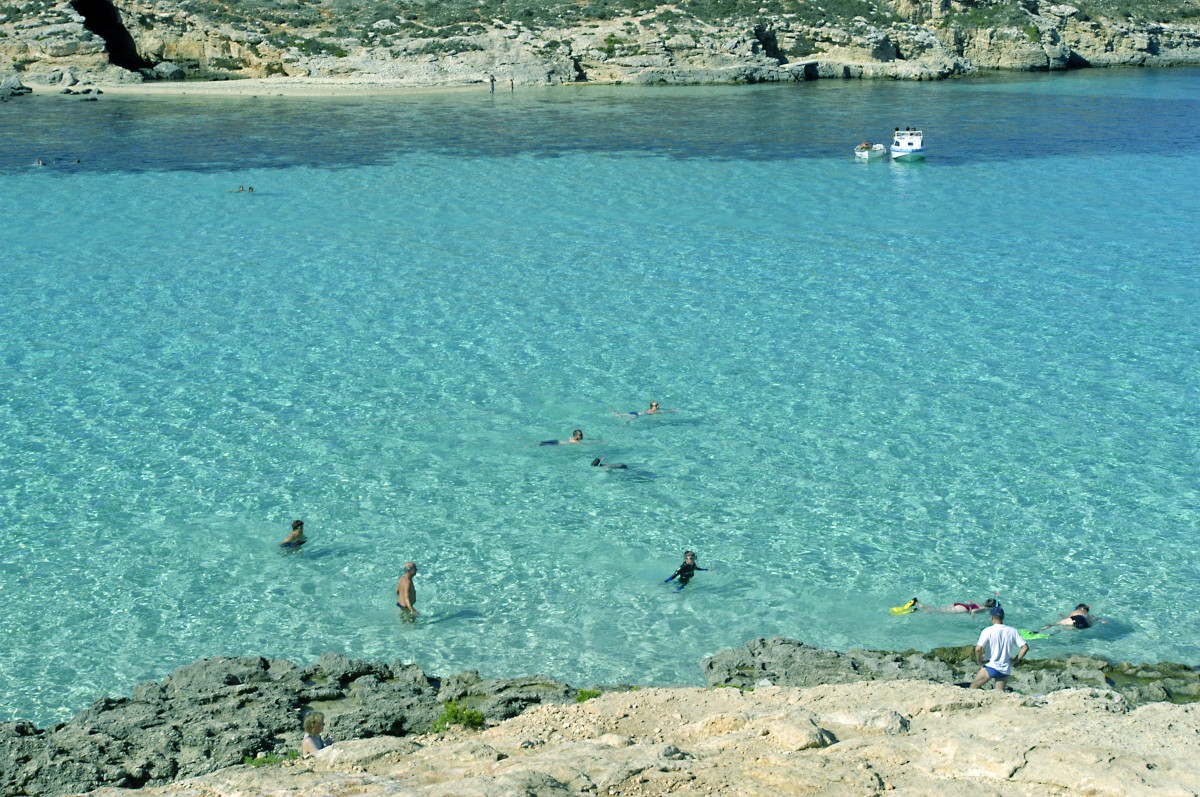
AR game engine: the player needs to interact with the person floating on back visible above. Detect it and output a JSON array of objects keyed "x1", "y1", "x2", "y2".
[
  {"x1": 280, "y1": 519, "x2": 306, "y2": 548},
  {"x1": 665, "y1": 550, "x2": 706, "y2": 591},
  {"x1": 969, "y1": 606, "x2": 1028, "y2": 691}
]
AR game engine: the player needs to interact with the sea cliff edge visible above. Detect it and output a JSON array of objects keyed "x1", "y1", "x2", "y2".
[{"x1": 3, "y1": 637, "x2": 1198, "y2": 796}]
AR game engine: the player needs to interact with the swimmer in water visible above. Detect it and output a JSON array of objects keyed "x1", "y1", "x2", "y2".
[
  {"x1": 910, "y1": 598, "x2": 998, "y2": 615},
  {"x1": 591, "y1": 457, "x2": 627, "y2": 469},
  {"x1": 664, "y1": 550, "x2": 706, "y2": 591},
  {"x1": 539, "y1": 429, "x2": 585, "y2": 446},
  {"x1": 611, "y1": 401, "x2": 678, "y2": 419},
  {"x1": 1038, "y1": 603, "x2": 1100, "y2": 632},
  {"x1": 280, "y1": 519, "x2": 306, "y2": 548}
]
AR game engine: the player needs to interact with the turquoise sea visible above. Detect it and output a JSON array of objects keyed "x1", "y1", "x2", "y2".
[{"x1": 2, "y1": 69, "x2": 1198, "y2": 727}]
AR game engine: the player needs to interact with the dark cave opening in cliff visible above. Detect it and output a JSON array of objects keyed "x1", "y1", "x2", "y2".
[{"x1": 70, "y1": 0, "x2": 153, "y2": 71}]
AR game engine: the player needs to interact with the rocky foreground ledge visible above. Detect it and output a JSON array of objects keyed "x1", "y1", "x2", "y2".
[
  {"x1": 84, "y1": 683, "x2": 1200, "y2": 797},
  {"x1": 2, "y1": 638, "x2": 1197, "y2": 796}
]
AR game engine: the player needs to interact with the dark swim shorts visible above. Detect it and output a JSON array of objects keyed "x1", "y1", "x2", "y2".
[{"x1": 1071, "y1": 614, "x2": 1091, "y2": 629}]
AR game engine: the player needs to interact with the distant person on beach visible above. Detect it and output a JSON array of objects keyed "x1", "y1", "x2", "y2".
[
  {"x1": 396, "y1": 561, "x2": 419, "y2": 622},
  {"x1": 665, "y1": 550, "x2": 706, "y2": 590},
  {"x1": 969, "y1": 607, "x2": 1028, "y2": 691},
  {"x1": 540, "y1": 429, "x2": 585, "y2": 446},
  {"x1": 280, "y1": 519, "x2": 306, "y2": 548},
  {"x1": 910, "y1": 598, "x2": 998, "y2": 615},
  {"x1": 611, "y1": 401, "x2": 677, "y2": 419},
  {"x1": 488, "y1": 74, "x2": 495, "y2": 92},
  {"x1": 591, "y1": 457, "x2": 627, "y2": 469},
  {"x1": 301, "y1": 711, "x2": 332, "y2": 756},
  {"x1": 1038, "y1": 603, "x2": 1099, "y2": 632}
]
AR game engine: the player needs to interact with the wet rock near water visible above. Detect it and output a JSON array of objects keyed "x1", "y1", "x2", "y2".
[
  {"x1": 701, "y1": 636, "x2": 1200, "y2": 705},
  {"x1": 2, "y1": 642, "x2": 1197, "y2": 796},
  {"x1": 1, "y1": 74, "x2": 32, "y2": 99},
  {"x1": 0, "y1": 653, "x2": 576, "y2": 797}
]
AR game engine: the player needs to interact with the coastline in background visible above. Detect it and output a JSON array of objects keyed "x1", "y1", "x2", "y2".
[{"x1": 2, "y1": 0, "x2": 1200, "y2": 91}]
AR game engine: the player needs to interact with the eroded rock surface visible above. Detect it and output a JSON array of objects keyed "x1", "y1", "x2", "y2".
[
  {"x1": 1, "y1": 0, "x2": 1198, "y2": 87},
  {"x1": 78, "y1": 682, "x2": 1200, "y2": 797}
]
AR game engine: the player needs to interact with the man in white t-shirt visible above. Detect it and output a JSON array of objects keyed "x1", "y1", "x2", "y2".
[{"x1": 970, "y1": 606, "x2": 1029, "y2": 691}]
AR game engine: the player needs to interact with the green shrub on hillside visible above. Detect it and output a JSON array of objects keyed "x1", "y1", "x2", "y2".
[
  {"x1": 80, "y1": 0, "x2": 1199, "y2": 41},
  {"x1": 413, "y1": 37, "x2": 484, "y2": 53},
  {"x1": 1073, "y1": 0, "x2": 1200, "y2": 22},
  {"x1": 432, "y1": 700, "x2": 485, "y2": 732},
  {"x1": 940, "y1": 2, "x2": 1032, "y2": 30}
]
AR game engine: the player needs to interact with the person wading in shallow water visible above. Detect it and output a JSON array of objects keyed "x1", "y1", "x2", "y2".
[
  {"x1": 665, "y1": 550, "x2": 706, "y2": 591},
  {"x1": 280, "y1": 519, "x2": 306, "y2": 548},
  {"x1": 396, "y1": 561, "x2": 419, "y2": 622}
]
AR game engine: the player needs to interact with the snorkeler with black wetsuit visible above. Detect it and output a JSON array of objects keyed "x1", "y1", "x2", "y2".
[{"x1": 665, "y1": 551, "x2": 706, "y2": 590}]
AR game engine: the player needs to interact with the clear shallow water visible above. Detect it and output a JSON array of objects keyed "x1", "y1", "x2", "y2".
[{"x1": 1, "y1": 69, "x2": 1198, "y2": 726}]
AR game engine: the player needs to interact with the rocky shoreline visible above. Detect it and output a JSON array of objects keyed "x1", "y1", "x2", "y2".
[
  {"x1": 2, "y1": 638, "x2": 1197, "y2": 796},
  {"x1": 2, "y1": 0, "x2": 1199, "y2": 97}
]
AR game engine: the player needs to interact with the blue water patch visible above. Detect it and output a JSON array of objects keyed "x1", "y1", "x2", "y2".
[{"x1": 1, "y1": 68, "x2": 1198, "y2": 725}]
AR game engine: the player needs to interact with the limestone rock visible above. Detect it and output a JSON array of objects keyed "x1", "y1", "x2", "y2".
[
  {"x1": 1, "y1": 73, "x2": 32, "y2": 97},
  {"x1": 0, "y1": 655, "x2": 573, "y2": 797},
  {"x1": 1, "y1": 0, "x2": 1196, "y2": 86},
  {"x1": 145, "y1": 61, "x2": 185, "y2": 80},
  {"x1": 78, "y1": 682, "x2": 1200, "y2": 797},
  {"x1": 701, "y1": 636, "x2": 1200, "y2": 704}
]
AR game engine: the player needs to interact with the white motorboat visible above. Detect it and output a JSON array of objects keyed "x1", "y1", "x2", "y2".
[
  {"x1": 890, "y1": 128, "x2": 926, "y2": 161},
  {"x1": 854, "y1": 142, "x2": 886, "y2": 160}
]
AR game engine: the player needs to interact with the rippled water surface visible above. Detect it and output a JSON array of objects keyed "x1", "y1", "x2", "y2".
[{"x1": 1, "y1": 69, "x2": 1198, "y2": 725}]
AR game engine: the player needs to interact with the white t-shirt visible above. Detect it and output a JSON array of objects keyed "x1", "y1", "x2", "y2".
[{"x1": 976, "y1": 624, "x2": 1027, "y2": 676}]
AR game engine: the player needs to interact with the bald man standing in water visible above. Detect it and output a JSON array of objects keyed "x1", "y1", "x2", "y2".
[{"x1": 396, "y1": 562, "x2": 419, "y2": 622}]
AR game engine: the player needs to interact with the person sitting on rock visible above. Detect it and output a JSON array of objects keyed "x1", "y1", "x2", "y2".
[{"x1": 302, "y1": 711, "x2": 332, "y2": 756}]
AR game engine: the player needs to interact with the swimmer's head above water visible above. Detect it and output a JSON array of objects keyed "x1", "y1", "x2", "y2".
[
  {"x1": 570, "y1": 429, "x2": 583, "y2": 442},
  {"x1": 592, "y1": 457, "x2": 627, "y2": 469}
]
